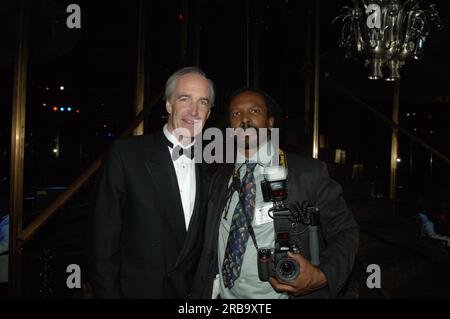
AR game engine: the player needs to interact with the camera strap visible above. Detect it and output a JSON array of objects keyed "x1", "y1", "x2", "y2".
[
  {"x1": 238, "y1": 181, "x2": 259, "y2": 250},
  {"x1": 278, "y1": 149, "x2": 288, "y2": 169},
  {"x1": 223, "y1": 163, "x2": 245, "y2": 221},
  {"x1": 223, "y1": 148, "x2": 288, "y2": 250}
]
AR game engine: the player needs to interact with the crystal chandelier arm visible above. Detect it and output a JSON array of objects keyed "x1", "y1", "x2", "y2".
[
  {"x1": 403, "y1": 9, "x2": 417, "y2": 43},
  {"x1": 334, "y1": 0, "x2": 443, "y2": 80},
  {"x1": 396, "y1": 6, "x2": 407, "y2": 44}
]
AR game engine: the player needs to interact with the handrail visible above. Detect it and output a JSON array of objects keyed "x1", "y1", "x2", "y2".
[
  {"x1": 323, "y1": 78, "x2": 450, "y2": 168},
  {"x1": 18, "y1": 91, "x2": 163, "y2": 242}
]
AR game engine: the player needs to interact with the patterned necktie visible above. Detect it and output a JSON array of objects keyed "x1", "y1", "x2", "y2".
[{"x1": 222, "y1": 162, "x2": 257, "y2": 288}]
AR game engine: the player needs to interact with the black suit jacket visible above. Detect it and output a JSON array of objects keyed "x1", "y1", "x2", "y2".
[
  {"x1": 192, "y1": 153, "x2": 359, "y2": 298},
  {"x1": 88, "y1": 130, "x2": 209, "y2": 298}
]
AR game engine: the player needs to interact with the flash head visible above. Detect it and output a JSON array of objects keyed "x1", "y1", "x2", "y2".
[
  {"x1": 263, "y1": 166, "x2": 287, "y2": 182},
  {"x1": 261, "y1": 166, "x2": 288, "y2": 202}
]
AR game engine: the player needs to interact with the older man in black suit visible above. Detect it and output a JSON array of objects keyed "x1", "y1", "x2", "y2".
[
  {"x1": 192, "y1": 88, "x2": 359, "y2": 299},
  {"x1": 88, "y1": 67, "x2": 214, "y2": 298}
]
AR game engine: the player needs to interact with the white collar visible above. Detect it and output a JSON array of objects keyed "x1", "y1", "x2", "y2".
[
  {"x1": 163, "y1": 124, "x2": 195, "y2": 149},
  {"x1": 235, "y1": 141, "x2": 278, "y2": 167}
]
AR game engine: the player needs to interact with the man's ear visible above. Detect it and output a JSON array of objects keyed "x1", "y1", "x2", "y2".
[
  {"x1": 166, "y1": 101, "x2": 172, "y2": 114},
  {"x1": 206, "y1": 108, "x2": 211, "y2": 120}
]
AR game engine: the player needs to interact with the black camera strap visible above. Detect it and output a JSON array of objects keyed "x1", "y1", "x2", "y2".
[
  {"x1": 223, "y1": 163, "x2": 245, "y2": 221},
  {"x1": 238, "y1": 182, "x2": 259, "y2": 251}
]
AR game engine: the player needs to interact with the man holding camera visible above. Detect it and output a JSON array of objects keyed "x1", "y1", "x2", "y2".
[{"x1": 192, "y1": 88, "x2": 359, "y2": 298}]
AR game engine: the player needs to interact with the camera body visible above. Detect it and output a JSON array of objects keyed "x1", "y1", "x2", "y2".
[
  {"x1": 258, "y1": 166, "x2": 302, "y2": 282},
  {"x1": 257, "y1": 241, "x2": 301, "y2": 282}
]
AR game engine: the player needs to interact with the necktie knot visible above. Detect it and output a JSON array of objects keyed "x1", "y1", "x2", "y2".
[{"x1": 245, "y1": 162, "x2": 257, "y2": 173}]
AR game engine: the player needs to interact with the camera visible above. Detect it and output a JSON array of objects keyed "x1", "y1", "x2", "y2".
[
  {"x1": 257, "y1": 211, "x2": 303, "y2": 282},
  {"x1": 258, "y1": 166, "x2": 301, "y2": 282},
  {"x1": 257, "y1": 243, "x2": 301, "y2": 282},
  {"x1": 257, "y1": 166, "x2": 320, "y2": 282}
]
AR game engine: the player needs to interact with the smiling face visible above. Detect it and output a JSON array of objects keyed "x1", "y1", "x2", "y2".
[
  {"x1": 228, "y1": 91, "x2": 274, "y2": 152},
  {"x1": 166, "y1": 73, "x2": 211, "y2": 142}
]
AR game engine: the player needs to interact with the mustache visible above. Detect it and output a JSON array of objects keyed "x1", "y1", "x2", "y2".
[{"x1": 241, "y1": 123, "x2": 257, "y2": 131}]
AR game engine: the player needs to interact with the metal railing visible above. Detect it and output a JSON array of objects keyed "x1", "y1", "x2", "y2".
[
  {"x1": 322, "y1": 78, "x2": 450, "y2": 168},
  {"x1": 18, "y1": 92, "x2": 163, "y2": 243}
]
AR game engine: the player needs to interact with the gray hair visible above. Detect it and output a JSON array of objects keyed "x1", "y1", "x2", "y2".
[{"x1": 165, "y1": 66, "x2": 215, "y2": 107}]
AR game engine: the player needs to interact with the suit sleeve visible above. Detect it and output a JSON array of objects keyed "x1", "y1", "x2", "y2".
[
  {"x1": 88, "y1": 141, "x2": 125, "y2": 298},
  {"x1": 314, "y1": 162, "x2": 359, "y2": 298}
]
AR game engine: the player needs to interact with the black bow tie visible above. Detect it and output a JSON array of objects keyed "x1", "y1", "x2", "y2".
[
  {"x1": 164, "y1": 136, "x2": 195, "y2": 160},
  {"x1": 172, "y1": 144, "x2": 195, "y2": 160}
]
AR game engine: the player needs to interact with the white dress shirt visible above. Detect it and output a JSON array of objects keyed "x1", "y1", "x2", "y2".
[
  {"x1": 163, "y1": 125, "x2": 196, "y2": 230},
  {"x1": 216, "y1": 141, "x2": 289, "y2": 299}
]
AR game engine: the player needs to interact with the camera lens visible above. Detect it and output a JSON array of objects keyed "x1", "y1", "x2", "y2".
[
  {"x1": 257, "y1": 248, "x2": 273, "y2": 282},
  {"x1": 258, "y1": 248, "x2": 272, "y2": 259},
  {"x1": 280, "y1": 261, "x2": 294, "y2": 274},
  {"x1": 276, "y1": 258, "x2": 300, "y2": 281}
]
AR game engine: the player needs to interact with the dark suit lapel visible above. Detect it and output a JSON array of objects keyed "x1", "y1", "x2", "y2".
[
  {"x1": 201, "y1": 164, "x2": 235, "y2": 269},
  {"x1": 144, "y1": 130, "x2": 186, "y2": 247},
  {"x1": 210, "y1": 164, "x2": 235, "y2": 229},
  {"x1": 191, "y1": 163, "x2": 203, "y2": 228},
  {"x1": 176, "y1": 164, "x2": 234, "y2": 267}
]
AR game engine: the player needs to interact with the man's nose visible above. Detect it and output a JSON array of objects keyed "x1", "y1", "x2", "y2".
[
  {"x1": 190, "y1": 101, "x2": 199, "y2": 116},
  {"x1": 241, "y1": 115, "x2": 250, "y2": 128}
]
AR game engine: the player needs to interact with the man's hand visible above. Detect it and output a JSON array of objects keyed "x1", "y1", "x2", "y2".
[{"x1": 269, "y1": 252, "x2": 328, "y2": 297}]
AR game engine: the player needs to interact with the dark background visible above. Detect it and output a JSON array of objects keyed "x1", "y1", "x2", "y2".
[
  {"x1": 0, "y1": 0, "x2": 449, "y2": 298},
  {"x1": 1, "y1": 0, "x2": 449, "y2": 199}
]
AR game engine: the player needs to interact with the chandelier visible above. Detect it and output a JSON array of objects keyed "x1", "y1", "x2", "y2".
[{"x1": 334, "y1": 0, "x2": 443, "y2": 81}]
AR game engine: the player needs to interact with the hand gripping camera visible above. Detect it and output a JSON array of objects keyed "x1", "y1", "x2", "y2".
[{"x1": 257, "y1": 166, "x2": 320, "y2": 282}]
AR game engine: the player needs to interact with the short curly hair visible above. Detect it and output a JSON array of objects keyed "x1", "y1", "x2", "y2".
[{"x1": 225, "y1": 87, "x2": 282, "y2": 127}]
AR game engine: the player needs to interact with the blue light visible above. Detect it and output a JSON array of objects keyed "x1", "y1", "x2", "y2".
[
  {"x1": 60, "y1": 107, "x2": 65, "y2": 112},
  {"x1": 67, "y1": 107, "x2": 72, "y2": 112}
]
